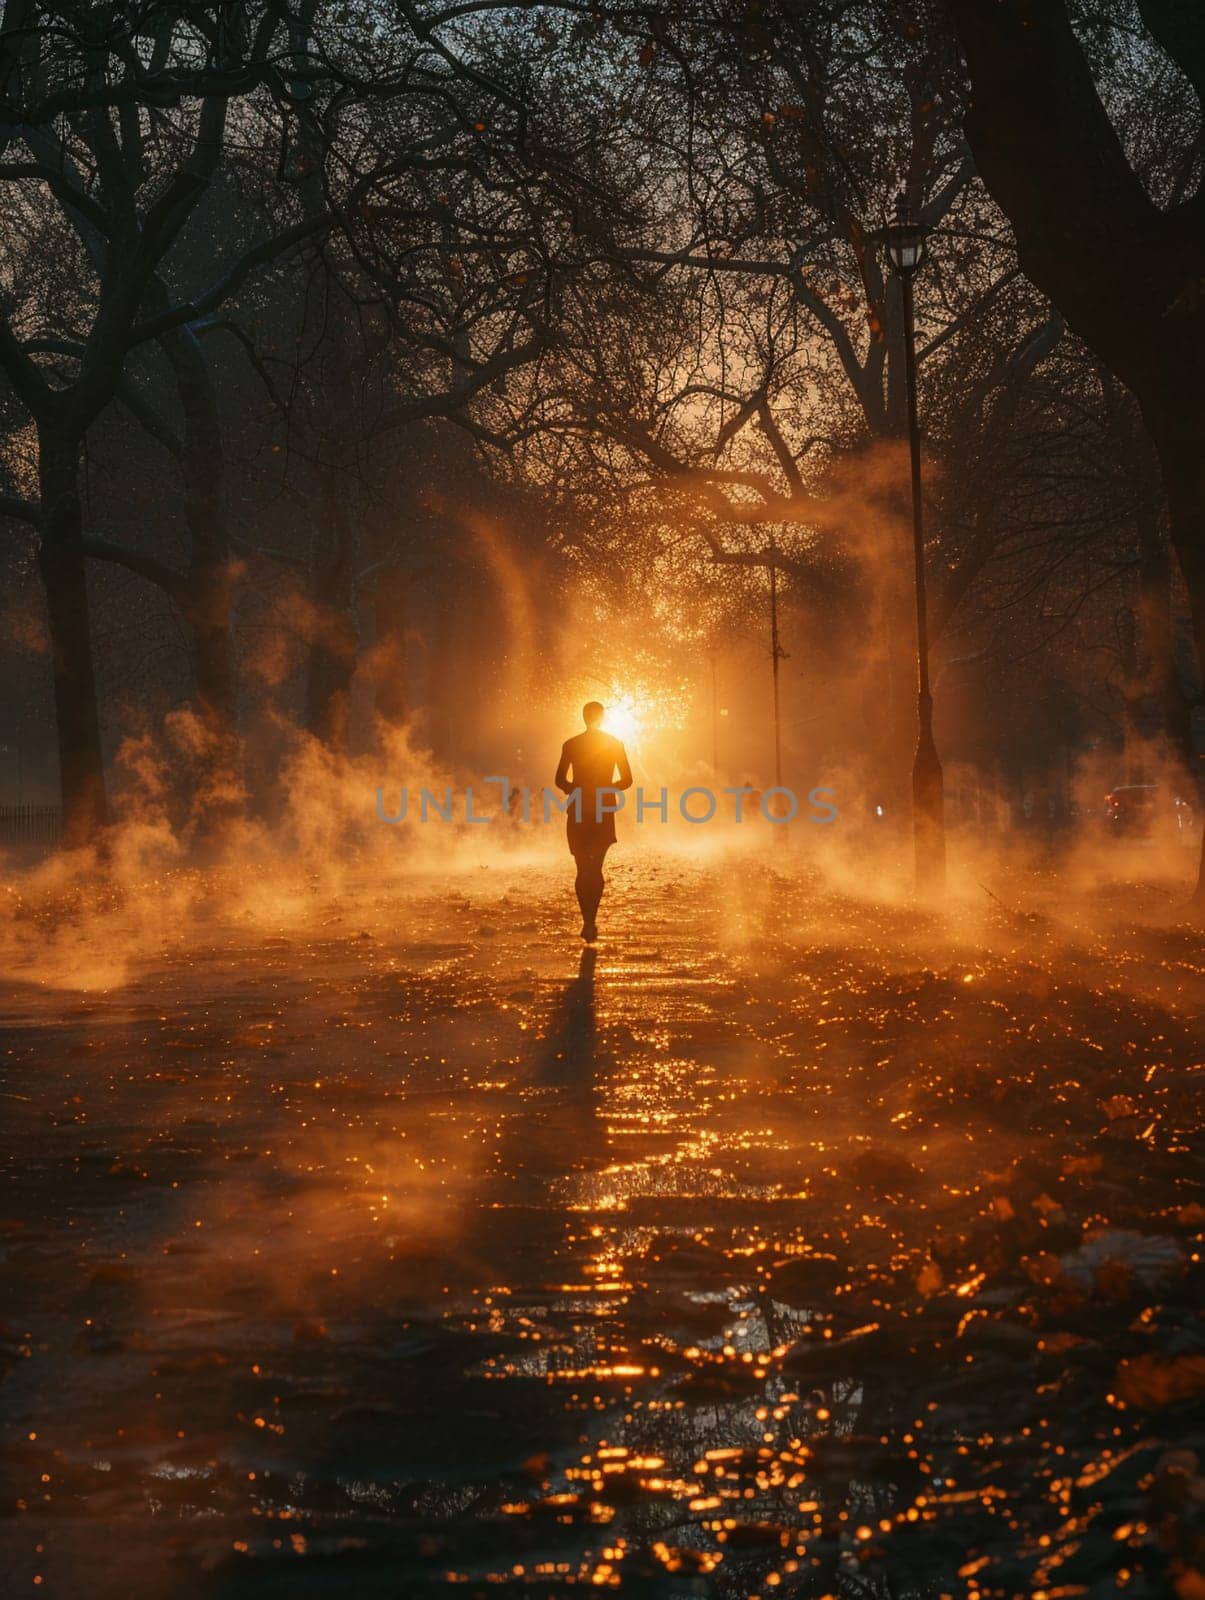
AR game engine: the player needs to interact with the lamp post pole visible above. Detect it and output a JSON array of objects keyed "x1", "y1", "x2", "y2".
[
  {"x1": 769, "y1": 540, "x2": 784, "y2": 792},
  {"x1": 710, "y1": 648, "x2": 719, "y2": 775},
  {"x1": 886, "y1": 194, "x2": 946, "y2": 896}
]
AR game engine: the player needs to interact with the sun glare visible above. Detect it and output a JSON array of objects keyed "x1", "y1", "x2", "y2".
[{"x1": 604, "y1": 698, "x2": 643, "y2": 744}]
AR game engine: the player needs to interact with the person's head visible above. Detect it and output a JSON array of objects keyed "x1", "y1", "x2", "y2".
[{"x1": 583, "y1": 701, "x2": 605, "y2": 729}]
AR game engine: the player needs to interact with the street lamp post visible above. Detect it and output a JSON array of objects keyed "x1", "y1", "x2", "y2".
[
  {"x1": 766, "y1": 536, "x2": 791, "y2": 840},
  {"x1": 885, "y1": 192, "x2": 946, "y2": 895},
  {"x1": 768, "y1": 542, "x2": 784, "y2": 793},
  {"x1": 710, "y1": 648, "x2": 719, "y2": 774}
]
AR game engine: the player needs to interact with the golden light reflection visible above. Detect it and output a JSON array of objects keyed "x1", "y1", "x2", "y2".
[{"x1": 1, "y1": 853, "x2": 1199, "y2": 1597}]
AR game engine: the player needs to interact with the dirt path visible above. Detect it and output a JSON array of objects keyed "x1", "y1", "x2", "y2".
[{"x1": 1, "y1": 857, "x2": 1201, "y2": 1597}]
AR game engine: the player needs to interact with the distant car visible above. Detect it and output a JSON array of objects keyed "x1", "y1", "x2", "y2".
[{"x1": 1103, "y1": 783, "x2": 1197, "y2": 842}]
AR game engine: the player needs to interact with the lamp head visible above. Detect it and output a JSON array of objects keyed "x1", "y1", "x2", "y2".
[{"x1": 885, "y1": 191, "x2": 928, "y2": 275}]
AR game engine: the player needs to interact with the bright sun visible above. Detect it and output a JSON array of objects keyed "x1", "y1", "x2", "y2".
[{"x1": 604, "y1": 698, "x2": 642, "y2": 743}]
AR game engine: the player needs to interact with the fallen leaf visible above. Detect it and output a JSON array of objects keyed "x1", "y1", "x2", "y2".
[
  {"x1": 1115, "y1": 1353, "x2": 1205, "y2": 1410},
  {"x1": 1060, "y1": 1230, "x2": 1185, "y2": 1294},
  {"x1": 915, "y1": 1258, "x2": 943, "y2": 1295}
]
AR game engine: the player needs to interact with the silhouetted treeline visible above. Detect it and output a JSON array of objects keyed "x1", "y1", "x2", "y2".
[{"x1": 0, "y1": 3, "x2": 1200, "y2": 890}]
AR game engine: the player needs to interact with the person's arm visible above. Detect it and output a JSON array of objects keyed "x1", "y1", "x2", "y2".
[
  {"x1": 614, "y1": 742, "x2": 633, "y2": 791},
  {"x1": 554, "y1": 742, "x2": 572, "y2": 794}
]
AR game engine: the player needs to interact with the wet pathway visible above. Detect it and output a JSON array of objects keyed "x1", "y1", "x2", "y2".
[{"x1": 0, "y1": 857, "x2": 1201, "y2": 1597}]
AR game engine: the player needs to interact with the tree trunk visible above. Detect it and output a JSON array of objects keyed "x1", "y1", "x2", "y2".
[
  {"x1": 1150, "y1": 423, "x2": 1205, "y2": 899},
  {"x1": 156, "y1": 313, "x2": 243, "y2": 832},
  {"x1": 184, "y1": 553, "x2": 243, "y2": 832},
  {"x1": 304, "y1": 467, "x2": 359, "y2": 754},
  {"x1": 188, "y1": 563, "x2": 237, "y2": 732},
  {"x1": 305, "y1": 606, "x2": 359, "y2": 753},
  {"x1": 1133, "y1": 507, "x2": 1195, "y2": 778},
  {"x1": 1117, "y1": 603, "x2": 1145, "y2": 786},
  {"x1": 426, "y1": 577, "x2": 458, "y2": 763},
  {"x1": 371, "y1": 563, "x2": 409, "y2": 730},
  {"x1": 38, "y1": 432, "x2": 108, "y2": 846}
]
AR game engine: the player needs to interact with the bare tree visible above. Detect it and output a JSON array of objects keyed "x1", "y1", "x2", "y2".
[{"x1": 945, "y1": 0, "x2": 1205, "y2": 897}]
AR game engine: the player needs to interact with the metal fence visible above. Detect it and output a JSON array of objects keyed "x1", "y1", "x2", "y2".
[{"x1": 0, "y1": 805, "x2": 62, "y2": 850}]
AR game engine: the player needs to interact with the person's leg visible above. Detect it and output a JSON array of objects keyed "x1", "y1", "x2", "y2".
[
  {"x1": 573, "y1": 853, "x2": 593, "y2": 926},
  {"x1": 574, "y1": 855, "x2": 601, "y2": 931},
  {"x1": 575, "y1": 843, "x2": 608, "y2": 937}
]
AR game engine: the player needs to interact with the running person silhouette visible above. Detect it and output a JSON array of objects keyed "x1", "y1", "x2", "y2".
[{"x1": 554, "y1": 702, "x2": 633, "y2": 942}]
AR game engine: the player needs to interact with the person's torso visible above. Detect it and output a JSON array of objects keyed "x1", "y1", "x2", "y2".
[{"x1": 565, "y1": 730, "x2": 622, "y2": 793}]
